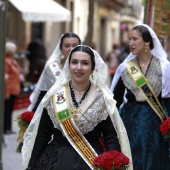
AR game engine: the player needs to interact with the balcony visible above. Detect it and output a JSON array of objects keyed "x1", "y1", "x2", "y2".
[{"x1": 97, "y1": 0, "x2": 128, "y2": 11}]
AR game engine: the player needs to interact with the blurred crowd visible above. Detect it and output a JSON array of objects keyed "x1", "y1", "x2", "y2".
[{"x1": 105, "y1": 42, "x2": 130, "y2": 81}]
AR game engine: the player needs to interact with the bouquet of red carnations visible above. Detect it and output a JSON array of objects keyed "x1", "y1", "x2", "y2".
[
  {"x1": 16, "y1": 111, "x2": 34, "y2": 153},
  {"x1": 160, "y1": 118, "x2": 170, "y2": 142},
  {"x1": 94, "y1": 150, "x2": 130, "y2": 170}
]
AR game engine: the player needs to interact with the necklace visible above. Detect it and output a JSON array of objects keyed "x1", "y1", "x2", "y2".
[
  {"x1": 74, "y1": 89, "x2": 85, "y2": 99},
  {"x1": 69, "y1": 81, "x2": 91, "y2": 122},
  {"x1": 137, "y1": 56, "x2": 153, "y2": 76},
  {"x1": 69, "y1": 81, "x2": 91, "y2": 108}
]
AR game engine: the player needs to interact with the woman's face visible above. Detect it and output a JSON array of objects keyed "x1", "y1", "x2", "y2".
[
  {"x1": 61, "y1": 37, "x2": 80, "y2": 63},
  {"x1": 129, "y1": 30, "x2": 145, "y2": 56},
  {"x1": 69, "y1": 51, "x2": 92, "y2": 84}
]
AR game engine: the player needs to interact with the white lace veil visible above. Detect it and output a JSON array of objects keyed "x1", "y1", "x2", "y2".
[
  {"x1": 22, "y1": 45, "x2": 132, "y2": 170},
  {"x1": 27, "y1": 35, "x2": 63, "y2": 111},
  {"x1": 110, "y1": 24, "x2": 170, "y2": 98}
]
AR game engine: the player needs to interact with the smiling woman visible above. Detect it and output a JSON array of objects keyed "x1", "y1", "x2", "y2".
[
  {"x1": 69, "y1": 49, "x2": 94, "y2": 86},
  {"x1": 22, "y1": 45, "x2": 132, "y2": 170}
]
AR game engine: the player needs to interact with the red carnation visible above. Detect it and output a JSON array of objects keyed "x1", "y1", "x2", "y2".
[
  {"x1": 94, "y1": 150, "x2": 130, "y2": 170},
  {"x1": 20, "y1": 111, "x2": 34, "y2": 122},
  {"x1": 160, "y1": 118, "x2": 170, "y2": 142},
  {"x1": 16, "y1": 111, "x2": 35, "y2": 153},
  {"x1": 17, "y1": 111, "x2": 34, "y2": 128}
]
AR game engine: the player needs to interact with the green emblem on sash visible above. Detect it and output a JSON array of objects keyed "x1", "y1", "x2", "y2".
[
  {"x1": 57, "y1": 109, "x2": 71, "y2": 122},
  {"x1": 136, "y1": 77, "x2": 147, "y2": 87}
]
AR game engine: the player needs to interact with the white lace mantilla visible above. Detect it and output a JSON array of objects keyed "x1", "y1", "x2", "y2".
[
  {"x1": 28, "y1": 60, "x2": 61, "y2": 111},
  {"x1": 121, "y1": 57, "x2": 162, "y2": 102},
  {"x1": 47, "y1": 83, "x2": 108, "y2": 135}
]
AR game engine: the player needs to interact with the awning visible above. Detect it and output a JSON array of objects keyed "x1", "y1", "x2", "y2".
[{"x1": 9, "y1": 0, "x2": 71, "y2": 22}]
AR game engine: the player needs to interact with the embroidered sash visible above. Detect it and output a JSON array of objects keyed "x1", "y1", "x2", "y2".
[
  {"x1": 48, "y1": 60, "x2": 61, "y2": 79},
  {"x1": 126, "y1": 60, "x2": 167, "y2": 122},
  {"x1": 52, "y1": 84, "x2": 98, "y2": 169}
]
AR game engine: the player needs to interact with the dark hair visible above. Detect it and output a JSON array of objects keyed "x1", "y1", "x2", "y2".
[
  {"x1": 112, "y1": 44, "x2": 120, "y2": 50},
  {"x1": 69, "y1": 45, "x2": 95, "y2": 71},
  {"x1": 59, "y1": 32, "x2": 81, "y2": 50},
  {"x1": 26, "y1": 39, "x2": 47, "y2": 61},
  {"x1": 132, "y1": 25, "x2": 154, "y2": 50}
]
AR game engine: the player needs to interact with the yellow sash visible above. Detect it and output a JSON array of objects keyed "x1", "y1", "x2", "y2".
[
  {"x1": 126, "y1": 60, "x2": 167, "y2": 122},
  {"x1": 53, "y1": 84, "x2": 97, "y2": 169}
]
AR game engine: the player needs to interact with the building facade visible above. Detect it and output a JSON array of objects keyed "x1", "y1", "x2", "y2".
[{"x1": 6, "y1": 0, "x2": 143, "y2": 59}]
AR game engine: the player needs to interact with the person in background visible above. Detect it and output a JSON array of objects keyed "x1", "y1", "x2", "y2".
[
  {"x1": 118, "y1": 42, "x2": 130, "y2": 64},
  {"x1": 105, "y1": 44, "x2": 120, "y2": 80},
  {"x1": 22, "y1": 45, "x2": 132, "y2": 170},
  {"x1": 28, "y1": 33, "x2": 81, "y2": 112},
  {"x1": 26, "y1": 39, "x2": 47, "y2": 84},
  {"x1": 89, "y1": 41, "x2": 96, "y2": 50},
  {"x1": 4, "y1": 41, "x2": 24, "y2": 134},
  {"x1": 110, "y1": 24, "x2": 170, "y2": 170}
]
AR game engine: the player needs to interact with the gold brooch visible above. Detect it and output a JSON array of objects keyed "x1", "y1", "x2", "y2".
[
  {"x1": 71, "y1": 107, "x2": 81, "y2": 114},
  {"x1": 71, "y1": 107, "x2": 82, "y2": 122}
]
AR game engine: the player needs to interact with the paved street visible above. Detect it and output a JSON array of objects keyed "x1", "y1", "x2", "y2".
[{"x1": 2, "y1": 108, "x2": 27, "y2": 170}]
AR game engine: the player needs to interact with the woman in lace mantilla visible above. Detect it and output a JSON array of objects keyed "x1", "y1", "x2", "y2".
[
  {"x1": 22, "y1": 45, "x2": 132, "y2": 170},
  {"x1": 28, "y1": 33, "x2": 81, "y2": 112},
  {"x1": 110, "y1": 24, "x2": 170, "y2": 170}
]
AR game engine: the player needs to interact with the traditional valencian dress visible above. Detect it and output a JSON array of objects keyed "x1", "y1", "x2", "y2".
[
  {"x1": 110, "y1": 24, "x2": 170, "y2": 170},
  {"x1": 113, "y1": 57, "x2": 170, "y2": 170},
  {"x1": 22, "y1": 45, "x2": 132, "y2": 170},
  {"x1": 26, "y1": 83, "x2": 121, "y2": 169}
]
